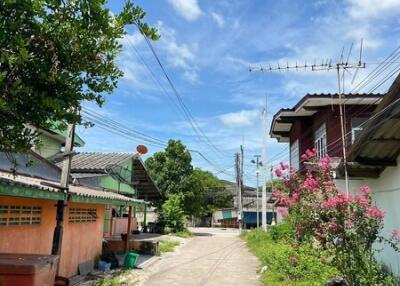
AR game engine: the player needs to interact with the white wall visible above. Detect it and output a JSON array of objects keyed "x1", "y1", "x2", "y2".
[{"x1": 336, "y1": 156, "x2": 400, "y2": 276}]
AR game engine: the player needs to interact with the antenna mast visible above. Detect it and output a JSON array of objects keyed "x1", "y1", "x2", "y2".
[{"x1": 250, "y1": 41, "x2": 366, "y2": 195}]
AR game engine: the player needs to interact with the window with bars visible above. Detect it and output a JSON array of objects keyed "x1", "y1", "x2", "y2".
[
  {"x1": 314, "y1": 123, "x2": 327, "y2": 159},
  {"x1": 68, "y1": 208, "x2": 97, "y2": 223},
  {"x1": 0, "y1": 205, "x2": 41, "y2": 227}
]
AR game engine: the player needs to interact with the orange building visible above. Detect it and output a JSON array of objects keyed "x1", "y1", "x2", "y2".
[{"x1": 0, "y1": 153, "x2": 144, "y2": 278}]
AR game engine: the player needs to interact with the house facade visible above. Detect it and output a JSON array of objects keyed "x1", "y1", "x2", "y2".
[
  {"x1": 52, "y1": 152, "x2": 162, "y2": 236},
  {"x1": 0, "y1": 125, "x2": 160, "y2": 278},
  {"x1": 0, "y1": 152, "x2": 142, "y2": 278},
  {"x1": 270, "y1": 75, "x2": 400, "y2": 276},
  {"x1": 212, "y1": 180, "x2": 276, "y2": 228},
  {"x1": 270, "y1": 93, "x2": 383, "y2": 172}
]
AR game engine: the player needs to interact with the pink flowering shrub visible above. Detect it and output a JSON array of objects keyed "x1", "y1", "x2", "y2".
[{"x1": 273, "y1": 149, "x2": 397, "y2": 286}]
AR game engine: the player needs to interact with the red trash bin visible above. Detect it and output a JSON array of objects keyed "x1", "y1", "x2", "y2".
[{"x1": 0, "y1": 253, "x2": 59, "y2": 286}]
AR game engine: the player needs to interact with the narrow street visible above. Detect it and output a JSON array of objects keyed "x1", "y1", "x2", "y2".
[{"x1": 143, "y1": 228, "x2": 261, "y2": 286}]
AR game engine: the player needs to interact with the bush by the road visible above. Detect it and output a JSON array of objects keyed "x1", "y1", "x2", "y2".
[{"x1": 242, "y1": 224, "x2": 338, "y2": 286}]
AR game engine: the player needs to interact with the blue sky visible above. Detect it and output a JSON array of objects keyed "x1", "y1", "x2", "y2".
[{"x1": 79, "y1": 0, "x2": 400, "y2": 186}]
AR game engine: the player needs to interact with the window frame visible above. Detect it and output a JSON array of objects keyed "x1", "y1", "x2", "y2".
[
  {"x1": 290, "y1": 139, "x2": 300, "y2": 171},
  {"x1": 314, "y1": 123, "x2": 327, "y2": 159}
]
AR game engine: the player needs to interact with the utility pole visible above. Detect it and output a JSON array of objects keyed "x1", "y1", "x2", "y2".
[
  {"x1": 261, "y1": 98, "x2": 268, "y2": 231},
  {"x1": 240, "y1": 145, "x2": 244, "y2": 230},
  {"x1": 250, "y1": 41, "x2": 366, "y2": 196},
  {"x1": 235, "y1": 152, "x2": 242, "y2": 232},
  {"x1": 251, "y1": 155, "x2": 262, "y2": 228},
  {"x1": 270, "y1": 165, "x2": 276, "y2": 225},
  {"x1": 52, "y1": 123, "x2": 75, "y2": 262}
]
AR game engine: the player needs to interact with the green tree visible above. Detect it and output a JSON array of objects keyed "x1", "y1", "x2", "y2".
[
  {"x1": 0, "y1": 0, "x2": 158, "y2": 153},
  {"x1": 160, "y1": 194, "x2": 186, "y2": 232},
  {"x1": 188, "y1": 168, "x2": 232, "y2": 216},
  {"x1": 145, "y1": 139, "x2": 193, "y2": 197},
  {"x1": 146, "y1": 140, "x2": 231, "y2": 218}
]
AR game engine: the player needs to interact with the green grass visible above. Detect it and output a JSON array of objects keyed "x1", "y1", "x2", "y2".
[
  {"x1": 92, "y1": 271, "x2": 130, "y2": 286},
  {"x1": 242, "y1": 225, "x2": 338, "y2": 286},
  {"x1": 173, "y1": 229, "x2": 193, "y2": 238},
  {"x1": 159, "y1": 240, "x2": 180, "y2": 253}
]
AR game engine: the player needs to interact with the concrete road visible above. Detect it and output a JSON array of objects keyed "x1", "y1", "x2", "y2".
[{"x1": 143, "y1": 227, "x2": 261, "y2": 286}]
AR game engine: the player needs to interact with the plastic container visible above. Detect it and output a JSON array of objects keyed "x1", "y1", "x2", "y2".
[
  {"x1": 98, "y1": 261, "x2": 111, "y2": 272},
  {"x1": 124, "y1": 252, "x2": 139, "y2": 269},
  {"x1": 0, "y1": 253, "x2": 59, "y2": 286}
]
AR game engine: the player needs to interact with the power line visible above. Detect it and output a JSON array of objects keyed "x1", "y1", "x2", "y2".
[
  {"x1": 82, "y1": 107, "x2": 235, "y2": 177},
  {"x1": 139, "y1": 31, "x2": 228, "y2": 159}
]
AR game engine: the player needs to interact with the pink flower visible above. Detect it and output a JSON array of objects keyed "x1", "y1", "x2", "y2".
[
  {"x1": 291, "y1": 193, "x2": 300, "y2": 203},
  {"x1": 306, "y1": 149, "x2": 316, "y2": 158},
  {"x1": 390, "y1": 229, "x2": 400, "y2": 240},
  {"x1": 277, "y1": 207, "x2": 289, "y2": 217},
  {"x1": 301, "y1": 149, "x2": 317, "y2": 160},
  {"x1": 328, "y1": 221, "x2": 339, "y2": 231},
  {"x1": 280, "y1": 161, "x2": 290, "y2": 170},
  {"x1": 354, "y1": 195, "x2": 369, "y2": 206},
  {"x1": 319, "y1": 156, "x2": 332, "y2": 172},
  {"x1": 274, "y1": 168, "x2": 283, "y2": 177},
  {"x1": 304, "y1": 177, "x2": 319, "y2": 189},
  {"x1": 360, "y1": 186, "x2": 371, "y2": 196},
  {"x1": 321, "y1": 192, "x2": 351, "y2": 208},
  {"x1": 367, "y1": 206, "x2": 384, "y2": 221}
]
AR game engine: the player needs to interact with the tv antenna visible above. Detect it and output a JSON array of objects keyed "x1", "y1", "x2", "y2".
[{"x1": 250, "y1": 39, "x2": 366, "y2": 195}]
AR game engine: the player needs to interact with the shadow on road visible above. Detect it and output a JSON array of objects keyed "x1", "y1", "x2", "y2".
[{"x1": 192, "y1": 232, "x2": 214, "y2": 236}]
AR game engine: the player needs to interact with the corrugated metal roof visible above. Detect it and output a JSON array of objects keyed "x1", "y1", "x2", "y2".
[
  {"x1": 0, "y1": 171, "x2": 143, "y2": 204},
  {"x1": 344, "y1": 73, "x2": 400, "y2": 177},
  {"x1": 55, "y1": 152, "x2": 134, "y2": 172},
  {"x1": 53, "y1": 152, "x2": 162, "y2": 201}
]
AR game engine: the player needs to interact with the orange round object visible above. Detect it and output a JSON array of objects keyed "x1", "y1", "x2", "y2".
[{"x1": 136, "y1": 145, "x2": 148, "y2": 154}]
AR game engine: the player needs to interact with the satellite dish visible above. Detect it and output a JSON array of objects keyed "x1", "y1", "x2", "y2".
[{"x1": 136, "y1": 145, "x2": 148, "y2": 155}]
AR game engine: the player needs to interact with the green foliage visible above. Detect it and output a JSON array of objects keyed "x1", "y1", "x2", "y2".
[
  {"x1": 146, "y1": 140, "x2": 230, "y2": 217},
  {"x1": 0, "y1": 0, "x2": 158, "y2": 153},
  {"x1": 268, "y1": 221, "x2": 296, "y2": 242},
  {"x1": 174, "y1": 229, "x2": 193, "y2": 238},
  {"x1": 159, "y1": 240, "x2": 180, "y2": 253},
  {"x1": 92, "y1": 271, "x2": 129, "y2": 286},
  {"x1": 160, "y1": 194, "x2": 186, "y2": 232},
  {"x1": 243, "y1": 226, "x2": 339, "y2": 286},
  {"x1": 273, "y1": 153, "x2": 398, "y2": 285},
  {"x1": 146, "y1": 140, "x2": 193, "y2": 197}
]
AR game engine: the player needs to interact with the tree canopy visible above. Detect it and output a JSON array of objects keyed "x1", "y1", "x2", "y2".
[
  {"x1": 0, "y1": 0, "x2": 158, "y2": 153},
  {"x1": 145, "y1": 140, "x2": 232, "y2": 218}
]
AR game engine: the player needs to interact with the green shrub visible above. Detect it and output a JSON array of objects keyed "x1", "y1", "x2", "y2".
[
  {"x1": 174, "y1": 228, "x2": 193, "y2": 238},
  {"x1": 163, "y1": 226, "x2": 172, "y2": 235},
  {"x1": 160, "y1": 194, "x2": 186, "y2": 232},
  {"x1": 159, "y1": 240, "x2": 180, "y2": 253},
  {"x1": 243, "y1": 225, "x2": 338, "y2": 286}
]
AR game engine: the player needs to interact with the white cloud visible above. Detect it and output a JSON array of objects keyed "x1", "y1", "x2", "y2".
[
  {"x1": 167, "y1": 0, "x2": 202, "y2": 21},
  {"x1": 156, "y1": 21, "x2": 200, "y2": 84},
  {"x1": 219, "y1": 110, "x2": 260, "y2": 127},
  {"x1": 211, "y1": 12, "x2": 225, "y2": 28},
  {"x1": 182, "y1": 70, "x2": 200, "y2": 84},
  {"x1": 346, "y1": 0, "x2": 400, "y2": 19},
  {"x1": 119, "y1": 31, "x2": 144, "y2": 47}
]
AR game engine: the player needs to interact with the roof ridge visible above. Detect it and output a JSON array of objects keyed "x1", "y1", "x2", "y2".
[{"x1": 77, "y1": 151, "x2": 135, "y2": 155}]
